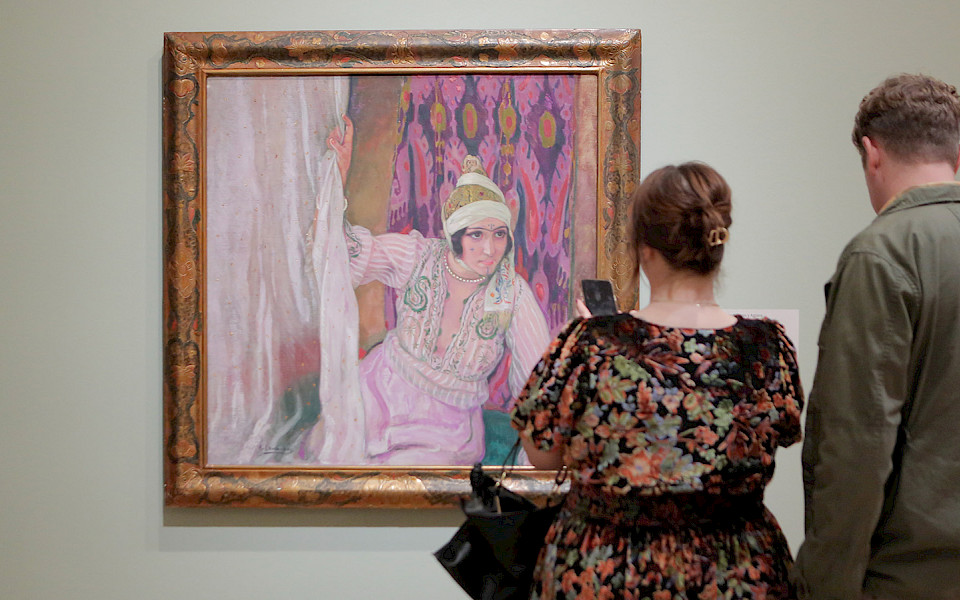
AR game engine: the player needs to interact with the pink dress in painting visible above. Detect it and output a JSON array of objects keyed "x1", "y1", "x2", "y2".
[{"x1": 346, "y1": 225, "x2": 549, "y2": 465}]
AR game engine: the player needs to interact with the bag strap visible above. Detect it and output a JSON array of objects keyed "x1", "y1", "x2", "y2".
[
  {"x1": 546, "y1": 464, "x2": 568, "y2": 507},
  {"x1": 495, "y1": 438, "x2": 568, "y2": 511},
  {"x1": 493, "y1": 439, "x2": 522, "y2": 513}
]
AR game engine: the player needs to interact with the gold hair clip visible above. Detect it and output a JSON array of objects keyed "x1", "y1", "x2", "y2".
[{"x1": 707, "y1": 227, "x2": 730, "y2": 246}]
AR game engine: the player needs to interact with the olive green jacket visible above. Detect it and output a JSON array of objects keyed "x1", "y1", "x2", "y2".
[{"x1": 794, "y1": 183, "x2": 960, "y2": 600}]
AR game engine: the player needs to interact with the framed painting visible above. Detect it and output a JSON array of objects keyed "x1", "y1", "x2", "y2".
[{"x1": 163, "y1": 29, "x2": 641, "y2": 507}]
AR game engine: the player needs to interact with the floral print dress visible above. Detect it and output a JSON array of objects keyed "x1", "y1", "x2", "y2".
[{"x1": 511, "y1": 314, "x2": 804, "y2": 599}]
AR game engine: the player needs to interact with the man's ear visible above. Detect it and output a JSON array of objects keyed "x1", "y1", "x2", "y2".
[
  {"x1": 953, "y1": 144, "x2": 960, "y2": 174},
  {"x1": 862, "y1": 136, "x2": 883, "y2": 173}
]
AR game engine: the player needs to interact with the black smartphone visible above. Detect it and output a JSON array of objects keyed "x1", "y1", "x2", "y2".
[{"x1": 580, "y1": 279, "x2": 618, "y2": 316}]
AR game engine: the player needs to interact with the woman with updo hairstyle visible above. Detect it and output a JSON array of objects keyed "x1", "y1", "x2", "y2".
[
  {"x1": 511, "y1": 162, "x2": 805, "y2": 599},
  {"x1": 632, "y1": 161, "x2": 732, "y2": 275}
]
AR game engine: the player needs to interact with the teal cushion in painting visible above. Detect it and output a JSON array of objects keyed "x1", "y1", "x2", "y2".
[{"x1": 482, "y1": 409, "x2": 519, "y2": 466}]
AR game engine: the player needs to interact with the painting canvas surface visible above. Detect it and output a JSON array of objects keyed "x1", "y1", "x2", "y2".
[{"x1": 203, "y1": 73, "x2": 598, "y2": 467}]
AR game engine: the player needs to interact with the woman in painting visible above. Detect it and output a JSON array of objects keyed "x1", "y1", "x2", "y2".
[
  {"x1": 324, "y1": 116, "x2": 550, "y2": 465},
  {"x1": 511, "y1": 162, "x2": 804, "y2": 598}
]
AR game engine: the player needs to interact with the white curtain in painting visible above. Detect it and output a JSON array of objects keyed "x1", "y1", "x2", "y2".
[{"x1": 205, "y1": 76, "x2": 364, "y2": 465}]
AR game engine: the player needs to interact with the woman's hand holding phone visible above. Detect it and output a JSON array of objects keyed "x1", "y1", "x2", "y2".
[{"x1": 580, "y1": 279, "x2": 618, "y2": 317}]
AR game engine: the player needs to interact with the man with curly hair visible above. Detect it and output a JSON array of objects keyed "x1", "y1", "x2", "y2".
[{"x1": 794, "y1": 74, "x2": 960, "y2": 600}]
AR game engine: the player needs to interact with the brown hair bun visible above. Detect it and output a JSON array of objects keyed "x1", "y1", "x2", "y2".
[{"x1": 630, "y1": 161, "x2": 733, "y2": 275}]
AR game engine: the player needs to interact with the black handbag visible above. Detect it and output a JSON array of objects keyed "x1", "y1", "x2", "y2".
[{"x1": 434, "y1": 445, "x2": 565, "y2": 600}]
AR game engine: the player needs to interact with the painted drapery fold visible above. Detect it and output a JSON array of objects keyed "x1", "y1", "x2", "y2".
[{"x1": 205, "y1": 76, "x2": 363, "y2": 465}]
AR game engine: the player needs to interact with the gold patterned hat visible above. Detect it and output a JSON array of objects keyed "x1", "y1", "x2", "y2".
[{"x1": 442, "y1": 156, "x2": 508, "y2": 222}]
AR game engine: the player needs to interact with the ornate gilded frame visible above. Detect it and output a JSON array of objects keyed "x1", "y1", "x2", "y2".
[{"x1": 163, "y1": 29, "x2": 641, "y2": 507}]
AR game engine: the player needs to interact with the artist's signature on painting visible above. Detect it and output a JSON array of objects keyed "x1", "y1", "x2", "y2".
[{"x1": 257, "y1": 444, "x2": 292, "y2": 456}]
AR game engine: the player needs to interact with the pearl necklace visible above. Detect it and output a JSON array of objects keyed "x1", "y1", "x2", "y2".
[{"x1": 444, "y1": 255, "x2": 485, "y2": 284}]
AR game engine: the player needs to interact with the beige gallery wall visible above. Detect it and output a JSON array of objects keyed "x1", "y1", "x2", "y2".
[{"x1": 2, "y1": 1, "x2": 959, "y2": 598}]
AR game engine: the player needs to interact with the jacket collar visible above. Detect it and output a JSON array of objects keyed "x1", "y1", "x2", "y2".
[{"x1": 880, "y1": 181, "x2": 960, "y2": 215}]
